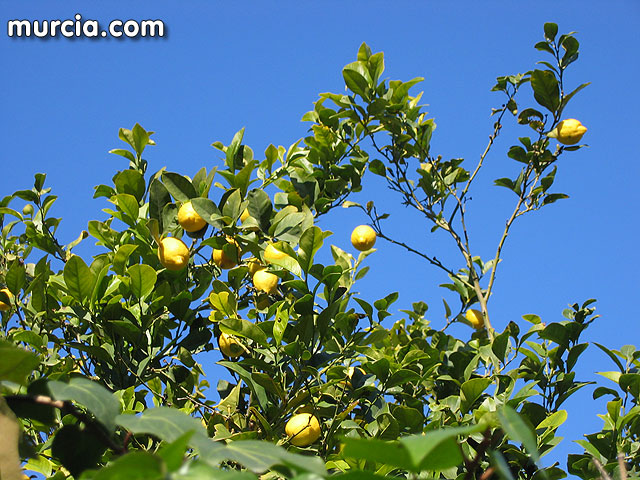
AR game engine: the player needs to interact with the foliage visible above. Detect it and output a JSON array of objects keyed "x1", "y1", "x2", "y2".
[{"x1": 0, "y1": 23, "x2": 637, "y2": 480}]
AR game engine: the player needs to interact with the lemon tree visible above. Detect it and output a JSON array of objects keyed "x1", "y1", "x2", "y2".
[{"x1": 0, "y1": 23, "x2": 637, "y2": 480}]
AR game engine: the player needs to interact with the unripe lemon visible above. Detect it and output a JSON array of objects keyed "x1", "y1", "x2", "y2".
[
  {"x1": 219, "y1": 333, "x2": 243, "y2": 358},
  {"x1": 212, "y1": 237, "x2": 241, "y2": 269},
  {"x1": 264, "y1": 244, "x2": 287, "y2": 263},
  {"x1": 158, "y1": 237, "x2": 190, "y2": 271},
  {"x1": 285, "y1": 413, "x2": 321, "y2": 447},
  {"x1": 465, "y1": 309, "x2": 484, "y2": 329},
  {"x1": 351, "y1": 225, "x2": 376, "y2": 251},
  {"x1": 253, "y1": 270, "x2": 279, "y2": 295},
  {"x1": 0, "y1": 288, "x2": 14, "y2": 312},
  {"x1": 550, "y1": 119, "x2": 587, "y2": 145},
  {"x1": 246, "y1": 257, "x2": 265, "y2": 276},
  {"x1": 177, "y1": 201, "x2": 207, "y2": 232},
  {"x1": 22, "y1": 204, "x2": 34, "y2": 216}
]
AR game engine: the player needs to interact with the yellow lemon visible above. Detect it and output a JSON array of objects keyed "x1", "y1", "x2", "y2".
[
  {"x1": 158, "y1": 237, "x2": 190, "y2": 271},
  {"x1": 177, "y1": 201, "x2": 207, "y2": 232},
  {"x1": 219, "y1": 333, "x2": 243, "y2": 358},
  {"x1": 253, "y1": 270, "x2": 279, "y2": 295},
  {"x1": 285, "y1": 413, "x2": 321, "y2": 447},
  {"x1": 550, "y1": 119, "x2": 587, "y2": 145},
  {"x1": 246, "y1": 257, "x2": 265, "y2": 276},
  {"x1": 264, "y1": 244, "x2": 288, "y2": 263},
  {"x1": 0, "y1": 288, "x2": 14, "y2": 311},
  {"x1": 465, "y1": 309, "x2": 484, "y2": 329},
  {"x1": 212, "y1": 237, "x2": 241, "y2": 269},
  {"x1": 351, "y1": 225, "x2": 376, "y2": 251}
]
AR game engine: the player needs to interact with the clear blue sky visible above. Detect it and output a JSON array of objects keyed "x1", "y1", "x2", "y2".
[{"x1": 2, "y1": 1, "x2": 639, "y2": 473}]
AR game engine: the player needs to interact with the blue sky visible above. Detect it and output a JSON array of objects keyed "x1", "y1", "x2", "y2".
[{"x1": 2, "y1": 1, "x2": 639, "y2": 472}]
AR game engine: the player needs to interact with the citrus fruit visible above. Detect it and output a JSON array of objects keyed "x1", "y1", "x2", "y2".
[
  {"x1": 465, "y1": 309, "x2": 484, "y2": 329},
  {"x1": 246, "y1": 257, "x2": 265, "y2": 276},
  {"x1": 285, "y1": 413, "x2": 321, "y2": 447},
  {"x1": 22, "y1": 204, "x2": 34, "y2": 216},
  {"x1": 158, "y1": 237, "x2": 190, "y2": 271},
  {"x1": 253, "y1": 269, "x2": 279, "y2": 295},
  {"x1": 549, "y1": 119, "x2": 587, "y2": 145},
  {"x1": 212, "y1": 237, "x2": 241, "y2": 269},
  {"x1": 264, "y1": 244, "x2": 287, "y2": 263},
  {"x1": 351, "y1": 225, "x2": 377, "y2": 251},
  {"x1": 177, "y1": 201, "x2": 207, "y2": 232},
  {"x1": 219, "y1": 333, "x2": 243, "y2": 358},
  {"x1": 0, "y1": 288, "x2": 14, "y2": 311}
]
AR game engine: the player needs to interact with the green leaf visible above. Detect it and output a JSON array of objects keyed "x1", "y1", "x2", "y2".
[
  {"x1": 113, "y1": 244, "x2": 139, "y2": 275},
  {"x1": 114, "y1": 193, "x2": 140, "y2": 222},
  {"x1": 497, "y1": 405, "x2": 540, "y2": 464},
  {"x1": 537, "y1": 410, "x2": 567, "y2": 430},
  {"x1": 543, "y1": 23, "x2": 558, "y2": 42},
  {"x1": 369, "y1": 159, "x2": 386, "y2": 176},
  {"x1": 191, "y1": 197, "x2": 224, "y2": 228},
  {"x1": 131, "y1": 123, "x2": 151, "y2": 156},
  {"x1": 460, "y1": 377, "x2": 492, "y2": 412},
  {"x1": 0, "y1": 396, "x2": 22, "y2": 480},
  {"x1": 127, "y1": 264, "x2": 157, "y2": 299},
  {"x1": 5, "y1": 261, "x2": 26, "y2": 295},
  {"x1": 0, "y1": 341, "x2": 40, "y2": 385},
  {"x1": 221, "y1": 189, "x2": 242, "y2": 220},
  {"x1": 297, "y1": 226, "x2": 331, "y2": 274},
  {"x1": 49, "y1": 378, "x2": 120, "y2": 432},
  {"x1": 530, "y1": 69, "x2": 560, "y2": 113},
  {"x1": 401, "y1": 425, "x2": 481, "y2": 471},
  {"x1": 206, "y1": 440, "x2": 326, "y2": 475},
  {"x1": 51, "y1": 424, "x2": 107, "y2": 478},
  {"x1": 90, "y1": 451, "x2": 165, "y2": 480},
  {"x1": 63, "y1": 255, "x2": 96, "y2": 303},
  {"x1": 162, "y1": 172, "x2": 197, "y2": 202},
  {"x1": 149, "y1": 178, "x2": 171, "y2": 226},
  {"x1": 116, "y1": 407, "x2": 208, "y2": 443},
  {"x1": 343, "y1": 61, "x2": 371, "y2": 97},
  {"x1": 114, "y1": 170, "x2": 146, "y2": 202},
  {"x1": 341, "y1": 438, "x2": 411, "y2": 471},
  {"x1": 219, "y1": 316, "x2": 268, "y2": 346}
]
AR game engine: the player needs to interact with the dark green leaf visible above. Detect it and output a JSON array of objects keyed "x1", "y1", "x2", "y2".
[
  {"x1": 162, "y1": 172, "x2": 197, "y2": 202},
  {"x1": 63, "y1": 255, "x2": 96, "y2": 303},
  {"x1": 127, "y1": 264, "x2": 157, "y2": 299},
  {"x1": 530, "y1": 69, "x2": 560, "y2": 113},
  {"x1": 0, "y1": 340, "x2": 40, "y2": 385}
]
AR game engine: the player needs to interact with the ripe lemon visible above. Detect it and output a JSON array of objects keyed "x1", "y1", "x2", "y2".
[
  {"x1": 212, "y1": 237, "x2": 241, "y2": 269},
  {"x1": 0, "y1": 288, "x2": 14, "y2": 311},
  {"x1": 158, "y1": 237, "x2": 190, "y2": 271},
  {"x1": 177, "y1": 201, "x2": 207, "y2": 232},
  {"x1": 351, "y1": 225, "x2": 376, "y2": 251},
  {"x1": 285, "y1": 413, "x2": 321, "y2": 447},
  {"x1": 246, "y1": 257, "x2": 265, "y2": 276},
  {"x1": 253, "y1": 270, "x2": 279, "y2": 295},
  {"x1": 219, "y1": 333, "x2": 243, "y2": 358},
  {"x1": 465, "y1": 309, "x2": 484, "y2": 329},
  {"x1": 549, "y1": 119, "x2": 587, "y2": 145},
  {"x1": 264, "y1": 244, "x2": 288, "y2": 263}
]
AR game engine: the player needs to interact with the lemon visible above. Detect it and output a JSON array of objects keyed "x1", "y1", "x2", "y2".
[
  {"x1": 285, "y1": 413, "x2": 321, "y2": 447},
  {"x1": 351, "y1": 225, "x2": 376, "y2": 251},
  {"x1": 177, "y1": 201, "x2": 207, "y2": 232},
  {"x1": 465, "y1": 309, "x2": 484, "y2": 329},
  {"x1": 219, "y1": 333, "x2": 243, "y2": 358},
  {"x1": 22, "y1": 204, "x2": 34, "y2": 216},
  {"x1": 549, "y1": 119, "x2": 587, "y2": 145},
  {"x1": 246, "y1": 257, "x2": 265, "y2": 276},
  {"x1": 253, "y1": 270, "x2": 279, "y2": 295},
  {"x1": 212, "y1": 237, "x2": 241, "y2": 269},
  {"x1": 0, "y1": 288, "x2": 14, "y2": 311},
  {"x1": 158, "y1": 237, "x2": 190, "y2": 271},
  {"x1": 264, "y1": 244, "x2": 288, "y2": 263}
]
